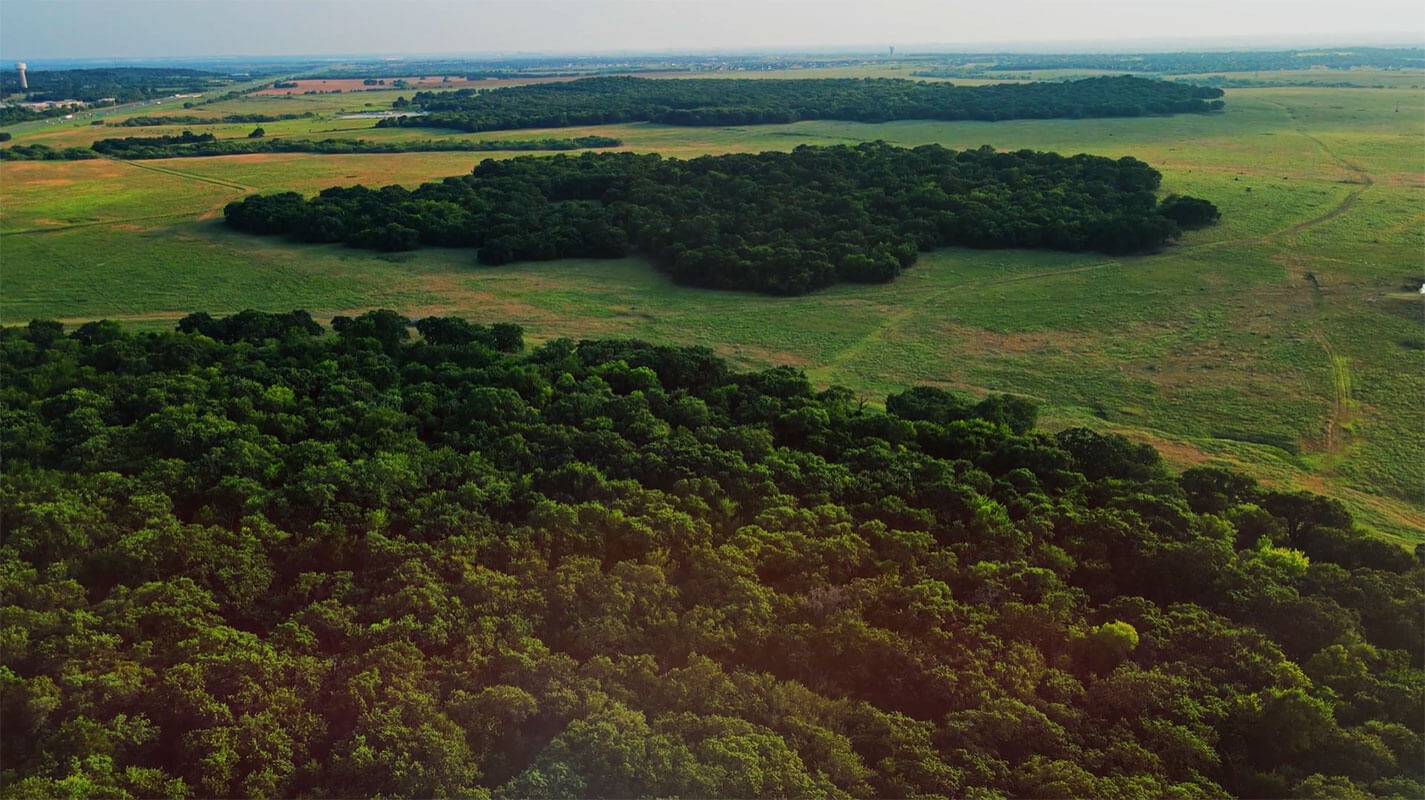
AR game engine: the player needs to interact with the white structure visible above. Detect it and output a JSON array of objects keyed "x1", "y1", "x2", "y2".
[{"x1": 16, "y1": 62, "x2": 27, "y2": 90}]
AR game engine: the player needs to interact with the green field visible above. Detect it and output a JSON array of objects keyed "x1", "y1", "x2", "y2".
[{"x1": 2, "y1": 83, "x2": 1421, "y2": 541}]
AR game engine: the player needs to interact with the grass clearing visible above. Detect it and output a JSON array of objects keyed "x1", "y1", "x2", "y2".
[
  {"x1": 2, "y1": 85, "x2": 1421, "y2": 541},
  {"x1": 0, "y1": 159, "x2": 245, "y2": 232}
]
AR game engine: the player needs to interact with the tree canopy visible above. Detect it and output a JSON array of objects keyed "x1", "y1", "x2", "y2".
[
  {"x1": 377, "y1": 75, "x2": 1225, "y2": 133},
  {"x1": 85, "y1": 132, "x2": 621, "y2": 159},
  {"x1": 0, "y1": 67, "x2": 223, "y2": 103},
  {"x1": 3, "y1": 134, "x2": 620, "y2": 162},
  {"x1": 1, "y1": 310, "x2": 1419, "y2": 799},
  {"x1": 224, "y1": 142, "x2": 1219, "y2": 295},
  {"x1": 110, "y1": 113, "x2": 315, "y2": 127}
]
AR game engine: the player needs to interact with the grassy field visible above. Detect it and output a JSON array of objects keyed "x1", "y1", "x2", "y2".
[{"x1": 2, "y1": 84, "x2": 1422, "y2": 542}]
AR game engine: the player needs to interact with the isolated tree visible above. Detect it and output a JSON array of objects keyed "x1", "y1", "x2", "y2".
[{"x1": 1158, "y1": 194, "x2": 1220, "y2": 228}]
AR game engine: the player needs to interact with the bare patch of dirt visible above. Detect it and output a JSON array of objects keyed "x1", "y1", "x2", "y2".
[
  {"x1": 1146, "y1": 341, "x2": 1268, "y2": 392},
  {"x1": 1119, "y1": 431, "x2": 1224, "y2": 468},
  {"x1": 392, "y1": 270, "x2": 562, "y2": 323},
  {"x1": 42, "y1": 311, "x2": 191, "y2": 326},
  {"x1": 932, "y1": 324, "x2": 1100, "y2": 357},
  {"x1": 711, "y1": 343, "x2": 811, "y2": 369},
  {"x1": 8, "y1": 178, "x2": 76, "y2": 188},
  {"x1": 189, "y1": 153, "x2": 303, "y2": 166},
  {"x1": 2, "y1": 160, "x2": 128, "y2": 181}
]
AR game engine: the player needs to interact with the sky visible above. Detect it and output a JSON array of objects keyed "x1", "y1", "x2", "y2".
[{"x1": 2, "y1": 0, "x2": 1422, "y2": 61}]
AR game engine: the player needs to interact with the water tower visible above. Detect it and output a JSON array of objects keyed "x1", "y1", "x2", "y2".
[{"x1": 16, "y1": 62, "x2": 27, "y2": 90}]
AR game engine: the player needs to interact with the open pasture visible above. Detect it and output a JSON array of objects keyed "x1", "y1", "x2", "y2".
[
  {"x1": 1, "y1": 85, "x2": 1421, "y2": 540},
  {"x1": 0, "y1": 158, "x2": 244, "y2": 233}
]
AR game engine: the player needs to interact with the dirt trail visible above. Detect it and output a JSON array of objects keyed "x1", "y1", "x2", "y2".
[
  {"x1": 1312, "y1": 330, "x2": 1355, "y2": 457},
  {"x1": 2, "y1": 212, "x2": 204, "y2": 236},
  {"x1": 0, "y1": 158, "x2": 254, "y2": 238},
  {"x1": 1268, "y1": 100, "x2": 1374, "y2": 461},
  {"x1": 1266, "y1": 116, "x2": 1374, "y2": 242},
  {"x1": 113, "y1": 157, "x2": 254, "y2": 192},
  {"x1": 827, "y1": 102, "x2": 1379, "y2": 378},
  {"x1": 821, "y1": 98, "x2": 1382, "y2": 476},
  {"x1": 818, "y1": 259, "x2": 1115, "y2": 374},
  {"x1": 1187, "y1": 103, "x2": 1373, "y2": 254}
]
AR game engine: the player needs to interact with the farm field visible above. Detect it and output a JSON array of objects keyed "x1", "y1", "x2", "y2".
[{"x1": 1, "y1": 84, "x2": 1421, "y2": 542}]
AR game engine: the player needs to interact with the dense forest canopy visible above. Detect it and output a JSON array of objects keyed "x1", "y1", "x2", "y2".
[
  {"x1": 0, "y1": 67, "x2": 226, "y2": 103},
  {"x1": 224, "y1": 142, "x2": 1218, "y2": 295},
  {"x1": 110, "y1": 113, "x2": 316, "y2": 127},
  {"x1": 85, "y1": 132, "x2": 621, "y2": 159},
  {"x1": 0, "y1": 143, "x2": 98, "y2": 161},
  {"x1": 378, "y1": 75, "x2": 1225, "y2": 132},
  {"x1": 1, "y1": 134, "x2": 620, "y2": 162},
  {"x1": 0, "y1": 310, "x2": 1420, "y2": 799}
]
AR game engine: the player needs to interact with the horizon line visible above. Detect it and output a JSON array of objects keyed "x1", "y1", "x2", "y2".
[{"x1": 4, "y1": 33, "x2": 1423, "y2": 65}]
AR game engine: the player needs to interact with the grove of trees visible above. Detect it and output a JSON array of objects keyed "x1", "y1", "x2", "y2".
[
  {"x1": 110, "y1": 113, "x2": 316, "y2": 127},
  {"x1": 224, "y1": 142, "x2": 1220, "y2": 295},
  {"x1": 1, "y1": 310, "x2": 1420, "y2": 798},
  {"x1": 87, "y1": 132, "x2": 621, "y2": 159},
  {"x1": 0, "y1": 143, "x2": 98, "y2": 161},
  {"x1": 0, "y1": 67, "x2": 225, "y2": 103},
  {"x1": 375, "y1": 75, "x2": 1225, "y2": 132},
  {"x1": 1, "y1": 134, "x2": 620, "y2": 162}
]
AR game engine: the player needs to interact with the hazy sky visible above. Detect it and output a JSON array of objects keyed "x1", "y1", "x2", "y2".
[{"x1": 2, "y1": 0, "x2": 1422, "y2": 60}]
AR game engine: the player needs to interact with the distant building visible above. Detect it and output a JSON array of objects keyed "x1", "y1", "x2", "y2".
[{"x1": 18, "y1": 99, "x2": 85, "y2": 110}]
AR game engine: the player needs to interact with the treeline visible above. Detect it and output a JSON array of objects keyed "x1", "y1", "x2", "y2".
[
  {"x1": 3, "y1": 133, "x2": 620, "y2": 162},
  {"x1": 1178, "y1": 75, "x2": 1408, "y2": 89},
  {"x1": 916, "y1": 46, "x2": 1425, "y2": 76},
  {"x1": 1, "y1": 310, "x2": 1419, "y2": 799},
  {"x1": 0, "y1": 143, "x2": 98, "y2": 161},
  {"x1": 110, "y1": 112, "x2": 316, "y2": 126},
  {"x1": 92, "y1": 131, "x2": 621, "y2": 159},
  {"x1": 0, "y1": 66, "x2": 225, "y2": 102},
  {"x1": 225, "y1": 143, "x2": 1219, "y2": 295},
  {"x1": 376, "y1": 75, "x2": 1224, "y2": 132},
  {"x1": 89, "y1": 129, "x2": 219, "y2": 154},
  {"x1": 0, "y1": 103, "x2": 112, "y2": 127}
]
